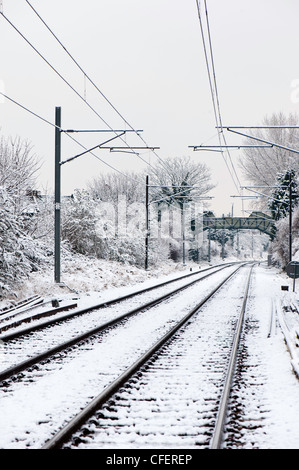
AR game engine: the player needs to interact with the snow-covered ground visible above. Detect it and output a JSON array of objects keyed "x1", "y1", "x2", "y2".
[
  {"x1": 1, "y1": 254, "x2": 299, "y2": 449},
  {"x1": 0, "y1": 254, "x2": 205, "y2": 311},
  {"x1": 227, "y1": 264, "x2": 299, "y2": 448}
]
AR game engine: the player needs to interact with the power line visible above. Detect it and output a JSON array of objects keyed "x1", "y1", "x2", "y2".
[
  {"x1": 24, "y1": 1, "x2": 139, "y2": 134},
  {"x1": 0, "y1": 10, "x2": 158, "y2": 172},
  {"x1": 0, "y1": 90, "x2": 145, "y2": 184},
  {"x1": 195, "y1": 0, "x2": 220, "y2": 129},
  {"x1": 195, "y1": 0, "x2": 237, "y2": 188},
  {"x1": 0, "y1": 91, "x2": 56, "y2": 129},
  {"x1": 195, "y1": 0, "x2": 242, "y2": 194},
  {"x1": 23, "y1": 0, "x2": 171, "y2": 173},
  {"x1": 1, "y1": 6, "x2": 212, "y2": 213},
  {"x1": 203, "y1": 0, "x2": 241, "y2": 190},
  {"x1": 0, "y1": 90, "x2": 207, "y2": 216},
  {"x1": 203, "y1": 0, "x2": 222, "y2": 130},
  {"x1": 204, "y1": 0, "x2": 241, "y2": 186}
]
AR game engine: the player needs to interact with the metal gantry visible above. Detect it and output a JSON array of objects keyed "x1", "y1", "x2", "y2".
[{"x1": 189, "y1": 124, "x2": 299, "y2": 262}]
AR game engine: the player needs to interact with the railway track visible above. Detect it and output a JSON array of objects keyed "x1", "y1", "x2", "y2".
[
  {"x1": 0, "y1": 262, "x2": 255, "y2": 449},
  {"x1": 0, "y1": 262, "x2": 241, "y2": 383},
  {"x1": 40, "y1": 263, "x2": 254, "y2": 449},
  {"x1": 0, "y1": 262, "x2": 238, "y2": 339}
]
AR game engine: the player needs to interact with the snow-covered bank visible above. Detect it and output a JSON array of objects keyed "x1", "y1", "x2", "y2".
[
  {"x1": 0, "y1": 256, "x2": 194, "y2": 307},
  {"x1": 0, "y1": 252, "x2": 224, "y2": 310}
]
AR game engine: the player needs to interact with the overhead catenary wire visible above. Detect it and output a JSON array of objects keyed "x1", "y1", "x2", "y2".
[
  {"x1": 1, "y1": 5, "x2": 212, "y2": 215},
  {"x1": 23, "y1": 0, "x2": 172, "y2": 174},
  {"x1": 203, "y1": 0, "x2": 241, "y2": 186},
  {"x1": 23, "y1": 2, "x2": 143, "y2": 134},
  {"x1": 195, "y1": 0, "x2": 242, "y2": 194},
  {"x1": 0, "y1": 10, "x2": 159, "y2": 173},
  {"x1": 202, "y1": 0, "x2": 241, "y2": 191},
  {"x1": 0, "y1": 90, "x2": 146, "y2": 184},
  {"x1": 2, "y1": 2, "x2": 212, "y2": 212},
  {"x1": 0, "y1": 90, "x2": 201, "y2": 216}
]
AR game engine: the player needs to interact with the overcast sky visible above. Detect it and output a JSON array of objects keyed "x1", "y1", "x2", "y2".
[{"x1": 1, "y1": 0, "x2": 299, "y2": 216}]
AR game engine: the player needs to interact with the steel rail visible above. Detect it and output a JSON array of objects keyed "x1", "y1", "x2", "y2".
[
  {"x1": 210, "y1": 264, "x2": 254, "y2": 449},
  {"x1": 0, "y1": 295, "x2": 43, "y2": 316},
  {"x1": 0, "y1": 264, "x2": 242, "y2": 383},
  {"x1": 0, "y1": 301, "x2": 78, "y2": 333},
  {"x1": 42, "y1": 264, "x2": 246, "y2": 449},
  {"x1": 0, "y1": 262, "x2": 240, "y2": 341}
]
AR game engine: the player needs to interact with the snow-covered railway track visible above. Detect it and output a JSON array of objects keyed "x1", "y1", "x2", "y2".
[
  {"x1": 0, "y1": 262, "x2": 237, "y2": 340},
  {"x1": 0, "y1": 263, "x2": 251, "y2": 449},
  {"x1": 41, "y1": 264, "x2": 254, "y2": 450},
  {"x1": 0, "y1": 263, "x2": 241, "y2": 384}
]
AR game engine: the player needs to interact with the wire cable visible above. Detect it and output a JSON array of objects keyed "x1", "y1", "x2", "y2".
[
  {"x1": 0, "y1": 90, "x2": 145, "y2": 184},
  {"x1": 198, "y1": 0, "x2": 240, "y2": 191},
  {"x1": 0, "y1": 10, "x2": 158, "y2": 171},
  {"x1": 23, "y1": 0, "x2": 171, "y2": 173},
  {"x1": 1, "y1": 7, "x2": 211, "y2": 213},
  {"x1": 195, "y1": 0, "x2": 242, "y2": 194},
  {"x1": 0, "y1": 91, "x2": 202, "y2": 215},
  {"x1": 203, "y1": 0, "x2": 241, "y2": 188}
]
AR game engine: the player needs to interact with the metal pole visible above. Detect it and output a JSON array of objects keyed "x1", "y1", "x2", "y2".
[
  {"x1": 145, "y1": 175, "x2": 149, "y2": 270},
  {"x1": 289, "y1": 182, "x2": 292, "y2": 263},
  {"x1": 54, "y1": 107, "x2": 61, "y2": 283},
  {"x1": 181, "y1": 202, "x2": 186, "y2": 265}
]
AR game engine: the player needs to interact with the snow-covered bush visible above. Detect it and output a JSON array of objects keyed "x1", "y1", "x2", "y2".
[
  {"x1": 0, "y1": 188, "x2": 49, "y2": 296},
  {"x1": 61, "y1": 190, "x2": 100, "y2": 257},
  {"x1": 61, "y1": 189, "x2": 172, "y2": 267},
  {"x1": 107, "y1": 236, "x2": 145, "y2": 266}
]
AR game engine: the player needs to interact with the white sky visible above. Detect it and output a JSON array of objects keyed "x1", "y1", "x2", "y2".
[{"x1": 1, "y1": 0, "x2": 299, "y2": 216}]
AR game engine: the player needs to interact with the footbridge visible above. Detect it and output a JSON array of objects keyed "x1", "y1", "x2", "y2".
[{"x1": 202, "y1": 212, "x2": 274, "y2": 237}]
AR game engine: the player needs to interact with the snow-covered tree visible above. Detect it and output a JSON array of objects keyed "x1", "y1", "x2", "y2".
[
  {"x1": 0, "y1": 135, "x2": 50, "y2": 295},
  {"x1": 147, "y1": 156, "x2": 214, "y2": 262},
  {"x1": 0, "y1": 135, "x2": 40, "y2": 213},
  {"x1": 87, "y1": 171, "x2": 143, "y2": 205},
  {"x1": 61, "y1": 189, "x2": 100, "y2": 257},
  {"x1": 268, "y1": 169, "x2": 299, "y2": 221},
  {"x1": 271, "y1": 205, "x2": 299, "y2": 268},
  {"x1": 148, "y1": 156, "x2": 214, "y2": 206},
  {"x1": 0, "y1": 188, "x2": 48, "y2": 296},
  {"x1": 239, "y1": 112, "x2": 299, "y2": 210}
]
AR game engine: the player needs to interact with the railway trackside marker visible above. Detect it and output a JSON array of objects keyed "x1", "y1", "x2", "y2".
[{"x1": 286, "y1": 261, "x2": 299, "y2": 292}]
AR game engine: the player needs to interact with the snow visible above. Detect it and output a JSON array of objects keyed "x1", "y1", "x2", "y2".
[
  {"x1": 0, "y1": 255, "x2": 197, "y2": 309},
  {"x1": 227, "y1": 265, "x2": 299, "y2": 448},
  {"x1": 0, "y1": 254, "x2": 299, "y2": 449}
]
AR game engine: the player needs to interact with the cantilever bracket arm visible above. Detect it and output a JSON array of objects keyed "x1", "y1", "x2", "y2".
[
  {"x1": 189, "y1": 145, "x2": 273, "y2": 151},
  {"x1": 60, "y1": 132, "x2": 127, "y2": 165},
  {"x1": 221, "y1": 127, "x2": 299, "y2": 155},
  {"x1": 103, "y1": 146, "x2": 160, "y2": 152},
  {"x1": 61, "y1": 129, "x2": 143, "y2": 133}
]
